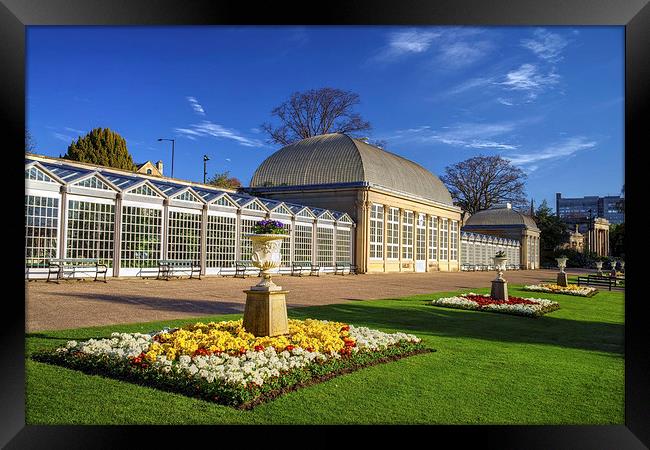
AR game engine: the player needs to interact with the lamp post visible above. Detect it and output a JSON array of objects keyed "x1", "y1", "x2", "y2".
[
  {"x1": 587, "y1": 209, "x2": 595, "y2": 252},
  {"x1": 203, "y1": 154, "x2": 210, "y2": 184},
  {"x1": 157, "y1": 138, "x2": 175, "y2": 178}
]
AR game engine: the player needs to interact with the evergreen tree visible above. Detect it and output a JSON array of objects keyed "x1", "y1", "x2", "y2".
[
  {"x1": 533, "y1": 199, "x2": 569, "y2": 264},
  {"x1": 63, "y1": 128, "x2": 137, "y2": 171},
  {"x1": 609, "y1": 223, "x2": 625, "y2": 258}
]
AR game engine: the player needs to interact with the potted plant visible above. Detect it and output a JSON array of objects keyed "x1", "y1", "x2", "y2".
[
  {"x1": 247, "y1": 220, "x2": 289, "y2": 291},
  {"x1": 556, "y1": 255, "x2": 568, "y2": 273},
  {"x1": 594, "y1": 256, "x2": 606, "y2": 275},
  {"x1": 493, "y1": 250, "x2": 507, "y2": 280}
]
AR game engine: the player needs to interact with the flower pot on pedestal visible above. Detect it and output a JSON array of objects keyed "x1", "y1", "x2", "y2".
[
  {"x1": 556, "y1": 257, "x2": 568, "y2": 287},
  {"x1": 243, "y1": 233, "x2": 290, "y2": 337},
  {"x1": 491, "y1": 256, "x2": 508, "y2": 300},
  {"x1": 595, "y1": 261, "x2": 603, "y2": 276}
]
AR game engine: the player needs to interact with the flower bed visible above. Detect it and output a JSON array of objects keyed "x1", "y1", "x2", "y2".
[
  {"x1": 32, "y1": 319, "x2": 429, "y2": 408},
  {"x1": 522, "y1": 283, "x2": 598, "y2": 297},
  {"x1": 430, "y1": 293, "x2": 560, "y2": 318}
]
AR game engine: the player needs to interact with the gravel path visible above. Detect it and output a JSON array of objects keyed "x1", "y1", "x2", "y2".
[{"x1": 26, "y1": 269, "x2": 582, "y2": 332}]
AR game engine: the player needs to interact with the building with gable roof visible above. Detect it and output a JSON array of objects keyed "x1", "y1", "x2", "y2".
[{"x1": 24, "y1": 153, "x2": 355, "y2": 279}]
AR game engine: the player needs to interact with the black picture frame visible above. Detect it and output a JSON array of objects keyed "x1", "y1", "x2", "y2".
[{"x1": 2, "y1": 0, "x2": 647, "y2": 447}]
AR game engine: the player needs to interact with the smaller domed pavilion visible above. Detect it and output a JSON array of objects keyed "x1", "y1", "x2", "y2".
[{"x1": 462, "y1": 203, "x2": 541, "y2": 269}]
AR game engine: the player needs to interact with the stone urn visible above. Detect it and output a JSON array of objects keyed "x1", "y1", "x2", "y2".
[
  {"x1": 595, "y1": 261, "x2": 604, "y2": 275},
  {"x1": 493, "y1": 256, "x2": 508, "y2": 281},
  {"x1": 556, "y1": 257, "x2": 569, "y2": 287},
  {"x1": 248, "y1": 233, "x2": 289, "y2": 291},
  {"x1": 619, "y1": 260, "x2": 625, "y2": 273},
  {"x1": 243, "y1": 233, "x2": 290, "y2": 337},
  {"x1": 491, "y1": 255, "x2": 508, "y2": 301}
]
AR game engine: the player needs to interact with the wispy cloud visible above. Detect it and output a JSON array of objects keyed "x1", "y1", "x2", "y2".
[
  {"x1": 437, "y1": 63, "x2": 560, "y2": 102},
  {"x1": 372, "y1": 29, "x2": 440, "y2": 61},
  {"x1": 387, "y1": 120, "x2": 532, "y2": 150},
  {"x1": 175, "y1": 120, "x2": 264, "y2": 148},
  {"x1": 499, "y1": 64, "x2": 560, "y2": 100},
  {"x1": 506, "y1": 136, "x2": 597, "y2": 167},
  {"x1": 286, "y1": 27, "x2": 310, "y2": 47},
  {"x1": 186, "y1": 96, "x2": 206, "y2": 116},
  {"x1": 436, "y1": 39, "x2": 493, "y2": 69},
  {"x1": 521, "y1": 28, "x2": 569, "y2": 63},
  {"x1": 371, "y1": 27, "x2": 493, "y2": 68},
  {"x1": 63, "y1": 127, "x2": 85, "y2": 134},
  {"x1": 438, "y1": 77, "x2": 494, "y2": 98},
  {"x1": 53, "y1": 132, "x2": 75, "y2": 143}
]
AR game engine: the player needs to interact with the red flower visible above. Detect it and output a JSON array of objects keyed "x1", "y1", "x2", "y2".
[
  {"x1": 254, "y1": 345, "x2": 265, "y2": 352},
  {"x1": 193, "y1": 348, "x2": 211, "y2": 357},
  {"x1": 285, "y1": 345, "x2": 295, "y2": 352},
  {"x1": 306, "y1": 347, "x2": 314, "y2": 352},
  {"x1": 463, "y1": 294, "x2": 539, "y2": 307},
  {"x1": 340, "y1": 325, "x2": 350, "y2": 332}
]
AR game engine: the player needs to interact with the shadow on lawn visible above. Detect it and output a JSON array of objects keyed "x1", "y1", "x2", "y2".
[
  {"x1": 288, "y1": 302, "x2": 624, "y2": 355},
  {"x1": 46, "y1": 292, "x2": 247, "y2": 315}
]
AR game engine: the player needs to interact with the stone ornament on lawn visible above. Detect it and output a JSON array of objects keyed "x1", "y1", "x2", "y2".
[
  {"x1": 491, "y1": 251, "x2": 508, "y2": 301},
  {"x1": 556, "y1": 256, "x2": 569, "y2": 287},
  {"x1": 595, "y1": 261, "x2": 604, "y2": 275},
  {"x1": 249, "y1": 233, "x2": 288, "y2": 292},
  {"x1": 244, "y1": 220, "x2": 291, "y2": 337}
]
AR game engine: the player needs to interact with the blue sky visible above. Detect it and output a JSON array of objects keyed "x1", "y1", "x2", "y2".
[{"x1": 26, "y1": 26, "x2": 624, "y2": 209}]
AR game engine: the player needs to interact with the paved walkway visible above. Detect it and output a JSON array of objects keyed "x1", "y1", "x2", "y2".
[{"x1": 26, "y1": 269, "x2": 578, "y2": 332}]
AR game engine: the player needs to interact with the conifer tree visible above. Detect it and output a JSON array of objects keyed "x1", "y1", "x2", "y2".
[{"x1": 63, "y1": 128, "x2": 137, "y2": 171}]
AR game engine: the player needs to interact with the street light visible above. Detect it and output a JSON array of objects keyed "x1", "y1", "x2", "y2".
[
  {"x1": 203, "y1": 154, "x2": 210, "y2": 184},
  {"x1": 157, "y1": 138, "x2": 175, "y2": 178}
]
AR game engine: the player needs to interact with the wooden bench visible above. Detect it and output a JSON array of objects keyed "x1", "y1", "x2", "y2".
[
  {"x1": 291, "y1": 261, "x2": 320, "y2": 276},
  {"x1": 576, "y1": 275, "x2": 623, "y2": 291},
  {"x1": 47, "y1": 258, "x2": 108, "y2": 283},
  {"x1": 234, "y1": 261, "x2": 260, "y2": 278},
  {"x1": 157, "y1": 260, "x2": 201, "y2": 281},
  {"x1": 334, "y1": 262, "x2": 356, "y2": 275}
]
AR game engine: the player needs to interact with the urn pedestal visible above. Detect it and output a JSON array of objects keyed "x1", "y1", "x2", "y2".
[
  {"x1": 243, "y1": 289, "x2": 289, "y2": 337},
  {"x1": 556, "y1": 257, "x2": 569, "y2": 287},
  {"x1": 243, "y1": 233, "x2": 290, "y2": 337},
  {"x1": 491, "y1": 256, "x2": 509, "y2": 301},
  {"x1": 491, "y1": 279, "x2": 509, "y2": 301}
]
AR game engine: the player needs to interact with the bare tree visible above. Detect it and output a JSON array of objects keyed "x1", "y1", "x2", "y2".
[
  {"x1": 261, "y1": 87, "x2": 372, "y2": 146},
  {"x1": 441, "y1": 155, "x2": 528, "y2": 215},
  {"x1": 25, "y1": 129, "x2": 36, "y2": 153}
]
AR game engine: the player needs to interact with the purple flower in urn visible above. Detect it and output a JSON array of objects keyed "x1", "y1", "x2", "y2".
[{"x1": 253, "y1": 219, "x2": 288, "y2": 235}]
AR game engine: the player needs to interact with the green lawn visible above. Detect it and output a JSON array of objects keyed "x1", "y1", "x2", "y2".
[{"x1": 25, "y1": 285, "x2": 624, "y2": 425}]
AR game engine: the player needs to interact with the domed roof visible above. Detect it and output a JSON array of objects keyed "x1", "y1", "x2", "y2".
[
  {"x1": 250, "y1": 133, "x2": 453, "y2": 205},
  {"x1": 464, "y1": 204, "x2": 540, "y2": 231}
]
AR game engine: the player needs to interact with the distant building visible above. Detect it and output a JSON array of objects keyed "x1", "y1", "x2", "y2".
[
  {"x1": 555, "y1": 192, "x2": 624, "y2": 224},
  {"x1": 461, "y1": 203, "x2": 541, "y2": 270},
  {"x1": 136, "y1": 160, "x2": 164, "y2": 177},
  {"x1": 560, "y1": 217, "x2": 610, "y2": 257},
  {"x1": 559, "y1": 224, "x2": 585, "y2": 253}
]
